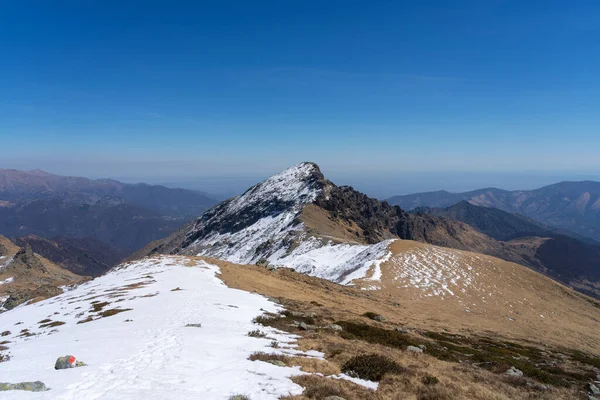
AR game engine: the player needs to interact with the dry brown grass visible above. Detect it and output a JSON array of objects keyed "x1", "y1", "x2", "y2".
[
  {"x1": 98, "y1": 308, "x2": 132, "y2": 318},
  {"x1": 208, "y1": 254, "x2": 594, "y2": 400},
  {"x1": 287, "y1": 357, "x2": 339, "y2": 375},
  {"x1": 39, "y1": 320, "x2": 65, "y2": 328}
]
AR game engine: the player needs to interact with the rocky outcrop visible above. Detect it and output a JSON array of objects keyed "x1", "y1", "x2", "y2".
[
  {"x1": 505, "y1": 366, "x2": 524, "y2": 377},
  {"x1": 0, "y1": 381, "x2": 48, "y2": 392},
  {"x1": 55, "y1": 355, "x2": 87, "y2": 370},
  {"x1": 12, "y1": 244, "x2": 46, "y2": 273}
]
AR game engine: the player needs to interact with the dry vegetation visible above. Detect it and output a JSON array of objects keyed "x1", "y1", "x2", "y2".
[{"x1": 206, "y1": 254, "x2": 600, "y2": 400}]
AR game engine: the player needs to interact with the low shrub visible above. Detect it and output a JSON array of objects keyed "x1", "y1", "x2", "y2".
[
  {"x1": 422, "y1": 375, "x2": 439, "y2": 385},
  {"x1": 248, "y1": 352, "x2": 288, "y2": 363},
  {"x1": 247, "y1": 329, "x2": 267, "y2": 338},
  {"x1": 341, "y1": 354, "x2": 405, "y2": 381},
  {"x1": 336, "y1": 321, "x2": 420, "y2": 349},
  {"x1": 228, "y1": 395, "x2": 250, "y2": 400}
]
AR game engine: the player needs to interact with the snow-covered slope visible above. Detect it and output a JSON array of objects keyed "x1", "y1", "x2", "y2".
[
  {"x1": 174, "y1": 162, "x2": 395, "y2": 284},
  {"x1": 0, "y1": 256, "x2": 316, "y2": 399}
]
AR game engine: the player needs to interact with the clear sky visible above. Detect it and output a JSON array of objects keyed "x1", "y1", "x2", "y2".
[{"x1": 1, "y1": 1, "x2": 599, "y2": 198}]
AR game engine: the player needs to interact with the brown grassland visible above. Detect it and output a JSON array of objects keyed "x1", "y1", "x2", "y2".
[{"x1": 199, "y1": 245, "x2": 600, "y2": 400}]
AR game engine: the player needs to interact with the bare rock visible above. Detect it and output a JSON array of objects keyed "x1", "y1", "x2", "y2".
[
  {"x1": 406, "y1": 345, "x2": 424, "y2": 353},
  {"x1": 54, "y1": 355, "x2": 86, "y2": 370},
  {"x1": 326, "y1": 324, "x2": 343, "y2": 332},
  {"x1": 0, "y1": 381, "x2": 48, "y2": 392},
  {"x1": 505, "y1": 366, "x2": 524, "y2": 377}
]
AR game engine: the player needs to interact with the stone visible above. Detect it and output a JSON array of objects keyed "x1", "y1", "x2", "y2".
[
  {"x1": 55, "y1": 355, "x2": 86, "y2": 370},
  {"x1": 406, "y1": 345, "x2": 424, "y2": 353},
  {"x1": 289, "y1": 311, "x2": 317, "y2": 318},
  {"x1": 373, "y1": 315, "x2": 386, "y2": 322},
  {"x1": 266, "y1": 360, "x2": 286, "y2": 367},
  {"x1": 589, "y1": 383, "x2": 600, "y2": 396},
  {"x1": 326, "y1": 324, "x2": 343, "y2": 332},
  {"x1": 0, "y1": 381, "x2": 48, "y2": 392},
  {"x1": 298, "y1": 322, "x2": 309, "y2": 330},
  {"x1": 324, "y1": 396, "x2": 347, "y2": 400},
  {"x1": 418, "y1": 344, "x2": 427, "y2": 351},
  {"x1": 185, "y1": 323, "x2": 202, "y2": 328},
  {"x1": 395, "y1": 327, "x2": 408, "y2": 333},
  {"x1": 504, "y1": 366, "x2": 524, "y2": 377}
]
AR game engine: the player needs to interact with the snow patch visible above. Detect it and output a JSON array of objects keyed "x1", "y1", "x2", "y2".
[
  {"x1": 389, "y1": 245, "x2": 491, "y2": 298},
  {"x1": 0, "y1": 256, "x2": 308, "y2": 399},
  {"x1": 0, "y1": 276, "x2": 14, "y2": 285},
  {"x1": 328, "y1": 373, "x2": 379, "y2": 390}
]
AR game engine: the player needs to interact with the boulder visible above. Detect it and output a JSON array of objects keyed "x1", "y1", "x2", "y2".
[
  {"x1": 395, "y1": 327, "x2": 408, "y2": 333},
  {"x1": 326, "y1": 324, "x2": 343, "y2": 332},
  {"x1": 504, "y1": 366, "x2": 524, "y2": 377},
  {"x1": 55, "y1": 355, "x2": 86, "y2": 370},
  {"x1": 589, "y1": 383, "x2": 600, "y2": 396},
  {"x1": 0, "y1": 381, "x2": 48, "y2": 392},
  {"x1": 373, "y1": 315, "x2": 386, "y2": 322},
  {"x1": 406, "y1": 345, "x2": 424, "y2": 353},
  {"x1": 290, "y1": 311, "x2": 317, "y2": 318}
]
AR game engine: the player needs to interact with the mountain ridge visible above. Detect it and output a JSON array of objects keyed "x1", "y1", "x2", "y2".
[
  {"x1": 141, "y1": 163, "x2": 531, "y2": 283},
  {"x1": 388, "y1": 181, "x2": 600, "y2": 242},
  {"x1": 0, "y1": 168, "x2": 218, "y2": 253}
]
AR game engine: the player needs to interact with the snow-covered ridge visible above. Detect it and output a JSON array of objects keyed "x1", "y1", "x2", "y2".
[
  {"x1": 0, "y1": 256, "x2": 314, "y2": 399},
  {"x1": 179, "y1": 162, "x2": 396, "y2": 286},
  {"x1": 226, "y1": 162, "x2": 322, "y2": 212}
]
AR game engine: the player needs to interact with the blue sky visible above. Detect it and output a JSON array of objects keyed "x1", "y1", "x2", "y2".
[{"x1": 1, "y1": 1, "x2": 599, "y2": 197}]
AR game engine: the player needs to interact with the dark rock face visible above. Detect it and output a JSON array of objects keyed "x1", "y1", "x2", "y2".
[
  {"x1": 313, "y1": 185, "x2": 496, "y2": 251},
  {"x1": 0, "y1": 242, "x2": 6, "y2": 256}
]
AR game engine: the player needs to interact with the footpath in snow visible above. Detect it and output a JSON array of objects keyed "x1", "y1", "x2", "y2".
[{"x1": 0, "y1": 256, "x2": 314, "y2": 399}]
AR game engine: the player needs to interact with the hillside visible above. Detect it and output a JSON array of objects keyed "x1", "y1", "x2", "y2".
[
  {"x1": 142, "y1": 163, "x2": 530, "y2": 280},
  {"x1": 3, "y1": 163, "x2": 600, "y2": 399},
  {"x1": 413, "y1": 201, "x2": 555, "y2": 241},
  {"x1": 387, "y1": 181, "x2": 600, "y2": 242},
  {"x1": 0, "y1": 169, "x2": 217, "y2": 252},
  {"x1": 0, "y1": 235, "x2": 86, "y2": 312},
  {"x1": 0, "y1": 254, "x2": 598, "y2": 399},
  {"x1": 411, "y1": 201, "x2": 600, "y2": 298},
  {"x1": 14, "y1": 235, "x2": 125, "y2": 277}
]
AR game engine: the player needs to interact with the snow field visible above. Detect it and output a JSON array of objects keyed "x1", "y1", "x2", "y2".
[{"x1": 0, "y1": 256, "x2": 320, "y2": 399}]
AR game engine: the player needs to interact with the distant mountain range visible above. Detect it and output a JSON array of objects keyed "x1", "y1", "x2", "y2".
[
  {"x1": 387, "y1": 181, "x2": 600, "y2": 242},
  {"x1": 0, "y1": 169, "x2": 217, "y2": 253}
]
